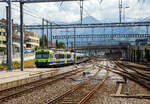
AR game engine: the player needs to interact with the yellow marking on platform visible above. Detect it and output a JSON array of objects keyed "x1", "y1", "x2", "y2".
[{"x1": 29, "y1": 69, "x2": 58, "y2": 76}]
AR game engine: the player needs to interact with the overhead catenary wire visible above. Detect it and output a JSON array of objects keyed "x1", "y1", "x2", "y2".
[
  {"x1": 11, "y1": 3, "x2": 62, "y2": 26},
  {"x1": 76, "y1": 0, "x2": 101, "y2": 23}
]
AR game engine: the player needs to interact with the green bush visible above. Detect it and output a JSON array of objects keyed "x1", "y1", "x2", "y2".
[
  {"x1": 13, "y1": 61, "x2": 20, "y2": 68},
  {"x1": 0, "y1": 64, "x2": 8, "y2": 69},
  {"x1": 0, "y1": 60, "x2": 35, "y2": 70}
]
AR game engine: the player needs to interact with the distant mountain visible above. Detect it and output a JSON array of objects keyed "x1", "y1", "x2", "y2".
[
  {"x1": 139, "y1": 17, "x2": 150, "y2": 22},
  {"x1": 73, "y1": 16, "x2": 100, "y2": 24}
]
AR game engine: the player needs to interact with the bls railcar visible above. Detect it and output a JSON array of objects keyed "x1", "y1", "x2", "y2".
[{"x1": 35, "y1": 49, "x2": 88, "y2": 67}]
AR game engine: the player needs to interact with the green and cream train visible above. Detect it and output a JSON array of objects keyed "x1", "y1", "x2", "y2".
[{"x1": 35, "y1": 49, "x2": 89, "y2": 67}]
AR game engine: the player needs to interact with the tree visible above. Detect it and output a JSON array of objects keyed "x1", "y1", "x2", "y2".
[
  {"x1": 56, "y1": 40, "x2": 59, "y2": 48},
  {"x1": 35, "y1": 46, "x2": 41, "y2": 50},
  {"x1": 56, "y1": 41, "x2": 66, "y2": 49},
  {"x1": 40, "y1": 35, "x2": 48, "y2": 48},
  {"x1": 58, "y1": 42, "x2": 66, "y2": 49}
]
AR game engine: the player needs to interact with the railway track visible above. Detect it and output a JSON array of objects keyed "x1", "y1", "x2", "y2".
[
  {"x1": 130, "y1": 62, "x2": 150, "y2": 68},
  {"x1": 0, "y1": 62, "x2": 93, "y2": 103},
  {"x1": 105, "y1": 60, "x2": 150, "y2": 89},
  {"x1": 47, "y1": 66, "x2": 109, "y2": 104}
]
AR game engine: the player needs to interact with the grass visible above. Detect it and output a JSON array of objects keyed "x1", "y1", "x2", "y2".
[
  {"x1": 24, "y1": 59, "x2": 35, "y2": 68},
  {"x1": 0, "y1": 59, "x2": 35, "y2": 70}
]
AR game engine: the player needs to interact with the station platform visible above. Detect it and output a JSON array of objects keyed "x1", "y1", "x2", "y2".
[
  {"x1": 0, "y1": 65, "x2": 77, "y2": 91},
  {"x1": 0, "y1": 68, "x2": 57, "y2": 84}
]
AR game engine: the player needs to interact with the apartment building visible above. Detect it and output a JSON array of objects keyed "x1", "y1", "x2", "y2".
[
  {"x1": 0, "y1": 22, "x2": 6, "y2": 54},
  {"x1": 13, "y1": 31, "x2": 27, "y2": 52},
  {"x1": 25, "y1": 31, "x2": 40, "y2": 49},
  {"x1": 0, "y1": 19, "x2": 40, "y2": 52}
]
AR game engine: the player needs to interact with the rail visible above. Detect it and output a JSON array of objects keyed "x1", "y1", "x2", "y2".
[
  {"x1": 0, "y1": 63, "x2": 90, "y2": 103},
  {"x1": 48, "y1": 64, "x2": 109, "y2": 104}
]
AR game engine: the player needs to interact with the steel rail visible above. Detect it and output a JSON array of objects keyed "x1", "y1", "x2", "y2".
[
  {"x1": 0, "y1": 63, "x2": 90, "y2": 103},
  {"x1": 78, "y1": 69, "x2": 109, "y2": 104},
  {"x1": 113, "y1": 61, "x2": 150, "y2": 82},
  {"x1": 102, "y1": 61, "x2": 150, "y2": 89},
  {"x1": 47, "y1": 66, "x2": 102, "y2": 104},
  {"x1": 116, "y1": 62, "x2": 150, "y2": 81}
]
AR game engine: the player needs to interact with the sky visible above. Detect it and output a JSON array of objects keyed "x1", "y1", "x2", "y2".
[{"x1": 0, "y1": 0, "x2": 150, "y2": 25}]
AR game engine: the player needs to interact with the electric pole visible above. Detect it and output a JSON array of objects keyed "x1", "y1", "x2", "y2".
[
  {"x1": 8, "y1": 0, "x2": 13, "y2": 71},
  {"x1": 20, "y1": 2, "x2": 24, "y2": 71},
  {"x1": 80, "y1": 0, "x2": 83, "y2": 24},
  {"x1": 6, "y1": 6, "x2": 8, "y2": 64},
  {"x1": 42, "y1": 18, "x2": 45, "y2": 48},
  {"x1": 119, "y1": 0, "x2": 122, "y2": 23}
]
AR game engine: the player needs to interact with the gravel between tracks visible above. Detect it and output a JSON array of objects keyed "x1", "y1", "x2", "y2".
[
  {"x1": 2, "y1": 60, "x2": 150, "y2": 104},
  {"x1": 85, "y1": 71, "x2": 150, "y2": 104},
  {"x1": 3, "y1": 64, "x2": 96, "y2": 104},
  {"x1": 2, "y1": 79, "x2": 72, "y2": 104}
]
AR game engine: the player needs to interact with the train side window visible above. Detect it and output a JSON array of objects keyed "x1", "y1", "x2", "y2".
[
  {"x1": 67, "y1": 54, "x2": 71, "y2": 58},
  {"x1": 55, "y1": 54, "x2": 59, "y2": 59},
  {"x1": 55, "y1": 54, "x2": 65, "y2": 59},
  {"x1": 77, "y1": 57, "x2": 81, "y2": 60}
]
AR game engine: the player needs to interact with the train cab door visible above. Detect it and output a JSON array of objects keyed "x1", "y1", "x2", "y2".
[
  {"x1": 65, "y1": 52, "x2": 67, "y2": 64},
  {"x1": 52, "y1": 53, "x2": 56, "y2": 63}
]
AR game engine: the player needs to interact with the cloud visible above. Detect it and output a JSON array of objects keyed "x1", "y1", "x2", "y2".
[{"x1": 0, "y1": 0, "x2": 150, "y2": 24}]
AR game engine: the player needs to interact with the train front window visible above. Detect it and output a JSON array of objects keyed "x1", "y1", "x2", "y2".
[
  {"x1": 36, "y1": 53, "x2": 42, "y2": 59},
  {"x1": 36, "y1": 52, "x2": 49, "y2": 59},
  {"x1": 43, "y1": 53, "x2": 49, "y2": 58}
]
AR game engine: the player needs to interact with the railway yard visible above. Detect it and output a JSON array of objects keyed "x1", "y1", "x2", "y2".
[
  {"x1": 0, "y1": 56, "x2": 149, "y2": 104},
  {"x1": 1, "y1": 0, "x2": 150, "y2": 104}
]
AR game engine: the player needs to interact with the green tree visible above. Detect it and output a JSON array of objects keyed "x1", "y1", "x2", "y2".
[
  {"x1": 56, "y1": 40, "x2": 59, "y2": 48},
  {"x1": 55, "y1": 41, "x2": 66, "y2": 49},
  {"x1": 58, "y1": 42, "x2": 66, "y2": 49},
  {"x1": 35, "y1": 46, "x2": 41, "y2": 50},
  {"x1": 40, "y1": 35, "x2": 48, "y2": 48}
]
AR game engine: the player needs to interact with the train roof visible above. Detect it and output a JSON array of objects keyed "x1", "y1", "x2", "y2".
[
  {"x1": 35, "y1": 49, "x2": 71, "y2": 53},
  {"x1": 35, "y1": 49, "x2": 53, "y2": 53}
]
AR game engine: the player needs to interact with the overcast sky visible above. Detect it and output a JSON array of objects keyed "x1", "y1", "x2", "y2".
[{"x1": 0, "y1": 0, "x2": 150, "y2": 25}]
